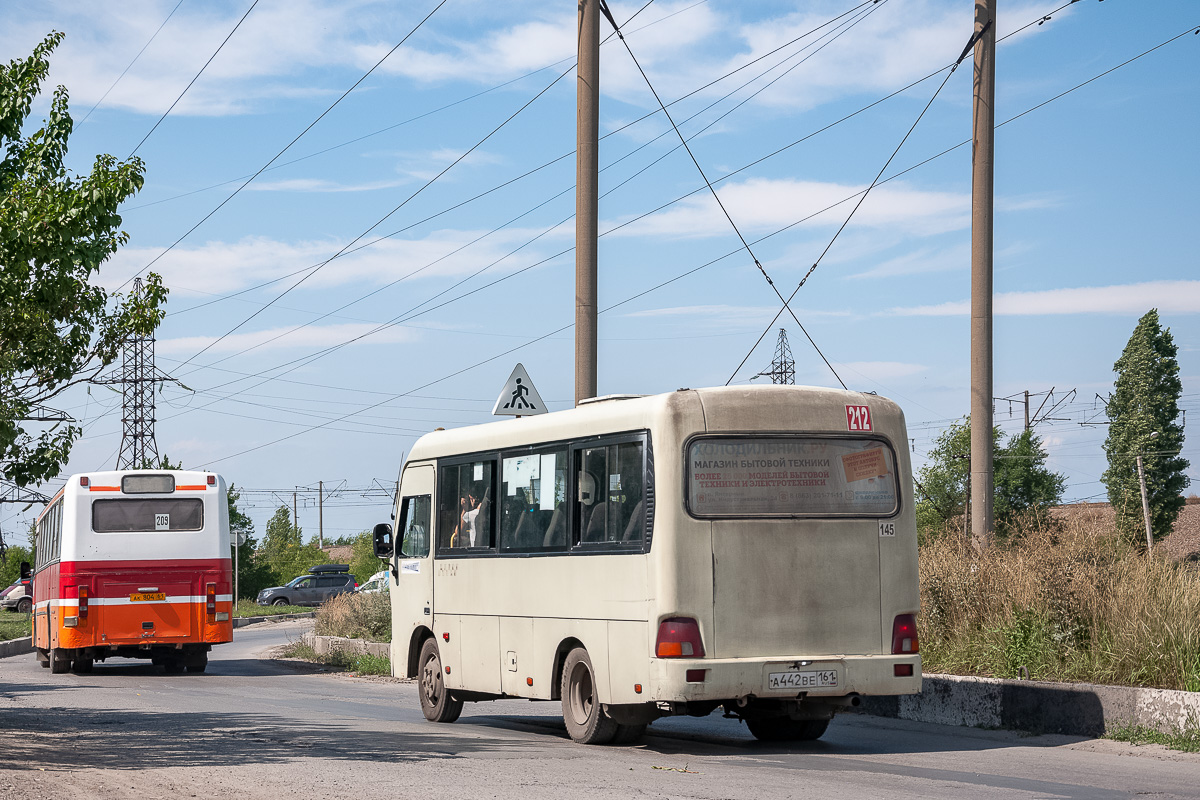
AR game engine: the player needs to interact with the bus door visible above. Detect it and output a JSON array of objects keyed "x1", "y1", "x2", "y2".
[{"x1": 393, "y1": 465, "x2": 434, "y2": 654}]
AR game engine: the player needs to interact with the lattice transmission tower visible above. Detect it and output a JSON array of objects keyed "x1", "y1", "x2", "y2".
[
  {"x1": 94, "y1": 277, "x2": 179, "y2": 470},
  {"x1": 756, "y1": 328, "x2": 796, "y2": 385}
]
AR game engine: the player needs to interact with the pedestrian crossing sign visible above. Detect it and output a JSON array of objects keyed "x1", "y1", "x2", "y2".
[
  {"x1": 493, "y1": 363, "x2": 547, "y2": 416},
  {"x1": 489, "y1": 362, "x2": 547, "y2": 412}
]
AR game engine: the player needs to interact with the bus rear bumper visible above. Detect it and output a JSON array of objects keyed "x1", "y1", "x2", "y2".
[{"x1": 645, "y1": 653, "x2": 922, "y2": 704}]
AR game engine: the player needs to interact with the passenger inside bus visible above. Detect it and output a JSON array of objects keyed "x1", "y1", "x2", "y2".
[{"x1": 454, "y1": 482, "x2": 488, "y2": 547}]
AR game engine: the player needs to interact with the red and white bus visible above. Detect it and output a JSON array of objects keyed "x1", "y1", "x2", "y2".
[{"x1": 32, "y1": 470, "x2": 234, "y2": 674}]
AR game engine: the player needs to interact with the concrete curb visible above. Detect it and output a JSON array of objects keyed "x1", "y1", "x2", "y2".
[
  {"x1": 858, "y1": 673, "x2": 1200, "y2": 737},
  {"x1": 301, "y1": 632, "x2": 390, "y2": 660},
  {"x1": 233, "y1": 612, "x2": 316, "y2": 628},
  {"x1": 0, "y1": 636, "x2": 32, "y2": 659}
]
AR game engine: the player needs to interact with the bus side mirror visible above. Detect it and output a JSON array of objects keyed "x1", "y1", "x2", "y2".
[
  {"x1": 372, "y1": 523, "x2": 394, "y2": 559},
  {"x1": 19, "y1": 561, "x2": 31, "y2": 580}
]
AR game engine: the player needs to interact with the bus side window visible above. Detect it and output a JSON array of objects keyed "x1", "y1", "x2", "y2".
[
  {"x1": 399, "y1": 495, "x2": 431, "y2": 558},
  {"x1": 437, "y1": 459, "x2": 496, "y2": 551},
  {"x1": 573, "y1": 440, "x2": 645, "y2": 547}
]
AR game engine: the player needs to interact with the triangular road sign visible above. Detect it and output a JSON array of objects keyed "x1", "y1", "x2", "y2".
[{"x1": 493, "y1": 363, "x2": 547, "y2": 416}]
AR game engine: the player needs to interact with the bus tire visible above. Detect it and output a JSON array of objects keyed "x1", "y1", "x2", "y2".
[
  {"x1": 417, "y1": 638, "x2": 462, "y2": 723},
  {"x1": 746, "y1": 717, "x2": 829, "y2": 742},
  {"x1": 561, "y1": 647, "x2": 618, "y2": 745},
  {"x1": 49, "y1": 648, "x2": 71, "y2": 674},
  {"x1": 611, "y1": 723, "x2": 647, "y2": 744},
  {"x1": 72, "y1": 657, "x2": 94, "y2": 674},
  {"x1": 186, "y1": 653, "x2": 208, "y2": 673}
]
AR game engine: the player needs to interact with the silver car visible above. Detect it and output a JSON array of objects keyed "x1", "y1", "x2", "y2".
[{"x1": 256, "y1": 566, "x2": 357, "y2": 606}]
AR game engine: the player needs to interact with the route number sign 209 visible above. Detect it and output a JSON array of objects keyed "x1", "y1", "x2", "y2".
[{"x1": 846, "y1": 405, "x2": 872, "y2": 432}]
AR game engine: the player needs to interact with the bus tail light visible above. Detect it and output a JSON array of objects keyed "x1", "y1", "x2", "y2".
[
  {"x1": 655, "y1": 617, "x2": 704, "y2": 658},
  {"x1": 206, "y1": 583, "x2": 217, "y2": 616},
  {"x1": 78, "y1": 586, "x2": 89, "y2": 620},
  {"x1": 892, "y1": 614, "x2": 919, "y2": 654}
]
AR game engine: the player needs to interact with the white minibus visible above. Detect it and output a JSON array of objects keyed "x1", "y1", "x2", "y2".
[{"x1": 373, "y1": 385, "x2": 920, "y2": 743}]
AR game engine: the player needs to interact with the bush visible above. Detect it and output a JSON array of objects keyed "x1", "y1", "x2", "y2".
[
  {"x1": 314, "y1": 591, "x2": 391, "y2": 642},
  {"x1": 920, "y1": 512, "x2": 1200, "y2": 689}
]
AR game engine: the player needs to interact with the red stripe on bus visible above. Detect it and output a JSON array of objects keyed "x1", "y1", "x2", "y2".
[
  {"x1": 175, "y1": 485, "x2": 208, "y2": 491},
  {"x1": 88, "y1": 486, "x2": 121, "y2": 492}
]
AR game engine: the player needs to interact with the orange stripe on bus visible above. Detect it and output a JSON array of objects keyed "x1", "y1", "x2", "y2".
[
  {"x1": 176, "y1": 485, "x2": 208, "y2": 491},
  {"x1": 88, "y1": 486, "x2": 121, "y2": 492}
]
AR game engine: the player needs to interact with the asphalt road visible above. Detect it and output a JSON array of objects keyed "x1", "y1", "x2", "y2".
[{"x1": 1, "y1": 620, "x2": 1197, "y2": 799}]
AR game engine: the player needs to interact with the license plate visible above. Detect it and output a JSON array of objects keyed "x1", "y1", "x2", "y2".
[
  {"x1": 766, "y1": 669, "x2": 838, "y2": 690},
  {"x1": 130, "y1": 592, "x2": 166, "y2": 602}
]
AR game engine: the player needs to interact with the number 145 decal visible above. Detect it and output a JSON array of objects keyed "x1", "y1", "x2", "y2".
[{"x1": 846, "y1": 404, "x2": 872, "y2": 431}]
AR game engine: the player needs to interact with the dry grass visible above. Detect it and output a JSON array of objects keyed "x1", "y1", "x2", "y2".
[
  {"x1": 314, "y1": 591, "x2": 391, "y2": 643},
  {"x1": 920, "y1": 511, "x2": 1200, "y2": 691}
]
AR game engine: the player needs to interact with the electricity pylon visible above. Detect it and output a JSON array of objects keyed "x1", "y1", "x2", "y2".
[{"x1": 756, "y1": 328, "x2": 796, "y2": 385}]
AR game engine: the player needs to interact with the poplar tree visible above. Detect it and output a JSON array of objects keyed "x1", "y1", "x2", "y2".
[{"x1": 1102, "y1": 309, "x2": 1189, "y2": 546}]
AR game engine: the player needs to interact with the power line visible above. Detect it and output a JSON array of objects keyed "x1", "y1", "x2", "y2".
[
  {"x1": 160, "y1": 0, "x2": 878, "y2": 322},
  {"x1": 128, "y1": 0, "x2": 260, "y2": 158},
  {"x1": 120, "y1": 0, "x2": 451, "y2": 292},
  {"x1": 79, "y1": 0, "x2": 186, "y2": 125}
]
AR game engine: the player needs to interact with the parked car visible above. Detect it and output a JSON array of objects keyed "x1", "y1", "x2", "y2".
[
  {"x1": 356, "y1": 570, "x2": 390, "y2": 594},
  {"x1": 0, "y1": 577, "x2": 32, "y2": 614},
  {"x1": 256, "y1": 564, "x2": 357, "y2": 607}
]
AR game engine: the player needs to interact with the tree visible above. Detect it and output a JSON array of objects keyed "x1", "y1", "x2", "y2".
[
  {"x1": 1, "y1": 32, "x2": 166, "y2": 486},
  {"x1": 349, "y1": 530, "x2": 385, "y2": 584},
  {"x1": 228, "y1": 484, "x2": 274, "y2": 600},
  {"x1": 257, "y1": 505, "x2": 329, "y2": 584},
  {"x1": 917, "y1": 419, "x2": 1065, "y2": 538},
  {"x1": 1102, "y1": 309, "x2": 1190, "y2": 547}
]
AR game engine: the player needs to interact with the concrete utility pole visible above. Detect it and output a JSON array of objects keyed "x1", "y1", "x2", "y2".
[
  {"x1": 575, "y1": 0, "x2": 600, "y2": 405},
  {"x1": 970, "y1": 0, "x2": 997, "y2": 551},
  {"x1": 293, "y1": 491, "x2": 298, "y2": 535},
  {"x1": 1136, "y1": 455, "x2": 1154, "y2": 551},
  {"x1": 318, "y1": 480, "x2": 324, "y2": 549}
]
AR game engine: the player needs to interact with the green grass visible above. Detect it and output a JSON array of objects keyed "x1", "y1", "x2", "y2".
[
  {"x1": 282, "y1": 640, "x2": 391, "y2": 676},
  {"x1": 235, "y1": 599, "x2": 310, "y2": 617},
  {"x1": 1105, "y1": 720, "x2": 1200, "y2": 753},
  {"x1": 0, "y1": 613, "x2": 32, "y2": 641}
]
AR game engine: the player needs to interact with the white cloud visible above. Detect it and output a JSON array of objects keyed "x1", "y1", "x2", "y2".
[
  {"x1": 608, "y1": 177, "x2": 968, "y2": 239},
  {"x1": 99, "y1": 227, "x2": 562, "y2": 297},
  {"x1": 887, "y1": 281, "x2": 1200, "y2": 316},
  {"x1": 156, "y1": 322, "x2": 417, "y2": 357}
]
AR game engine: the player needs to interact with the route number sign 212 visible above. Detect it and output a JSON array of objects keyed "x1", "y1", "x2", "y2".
[{"x1": 846, "y1": 404, "x2": 872, "y2": 432}]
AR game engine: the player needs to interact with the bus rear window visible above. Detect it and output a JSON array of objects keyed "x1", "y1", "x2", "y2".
[
  {"x1": 687, "y1": 436, "x2": 898, "y2": 517},
  {"x1": 92, "y1": 499, "x2": 204, "y2": 532}
]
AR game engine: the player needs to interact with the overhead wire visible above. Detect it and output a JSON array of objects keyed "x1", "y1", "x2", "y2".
[
  {"x1": 79, "y1": 0, "x2": 187, "y2": 126},
  {"x1": 118, "y1": 0, "x2": 452, "y2": 293},
  {"x1": 128, "y1": 0, "x2": 260, "y2": 158},
  {"x1": 161, "y1": 0, "x2": 878, "y2": 321},
  {"x1": 160, "y1": 6, "x2": 1184, "y2": 465},
  {"x1": 165, "y1": 7, "x2": 1159, "y2": 439},
  {"x1": 171, "y1": 0, "x2": 887, "y2": 381},
  {"x1": 724, "y1": 16, "x2": 994, "y2": 386}
]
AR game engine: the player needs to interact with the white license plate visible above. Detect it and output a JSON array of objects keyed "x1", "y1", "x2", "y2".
[{"x1": 766, "y1": 669, "x2": 839, "y2": 690}]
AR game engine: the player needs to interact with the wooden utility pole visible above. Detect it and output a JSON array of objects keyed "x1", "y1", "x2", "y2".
[
  {"x1": 575, "y1": 0, "x2": 599, "y2": 405},
  {"x1": 970, "y1": 0, "x2": 997, "y2": 550}
]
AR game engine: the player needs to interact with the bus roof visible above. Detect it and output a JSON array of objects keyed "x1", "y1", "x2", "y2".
[{"x1": 407, "y1": 385, "x2": 903, "y2": 463}]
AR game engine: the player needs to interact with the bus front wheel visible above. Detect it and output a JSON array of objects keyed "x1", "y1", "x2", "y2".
[
  {"x1": 746, "y1": 717, "x2": 830, "y2": 742},
  {"x1": 561, "y1": 647, "x2": 618, "y2": 745},
  {"x1": 418, "y1": 638, "x2": 462, "y2": 723}
]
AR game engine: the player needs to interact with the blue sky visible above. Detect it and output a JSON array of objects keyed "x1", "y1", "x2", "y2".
[{"x1": 3, "y1": 0, "x2": 1197, "y2": 543}]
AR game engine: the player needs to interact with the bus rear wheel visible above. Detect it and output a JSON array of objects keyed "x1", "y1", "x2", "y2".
[
  {"x1": 418, "y1": 638, "x2": 462, "y2": 723},
  {"x1": 561, "y1": 647, "x2": 618, "y2": 745},
  {"x1": 186, "y1": 652, "x2": 208, "y2": 673},
  {"x1": 746, "y1": 717, "x2": 830, "y2": 742},
  {"x1": 49, "y1": 648, "x2": 71, "y2": 674}
]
